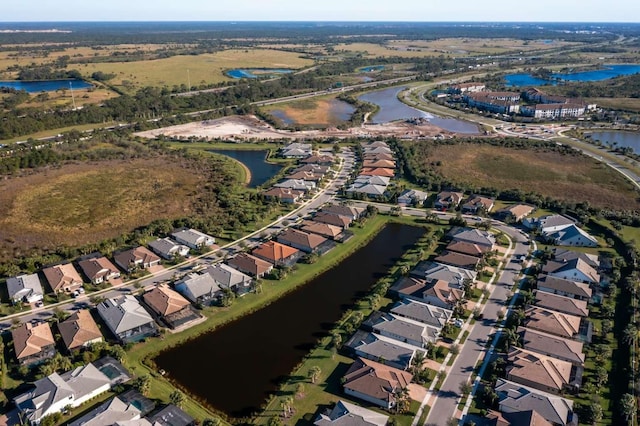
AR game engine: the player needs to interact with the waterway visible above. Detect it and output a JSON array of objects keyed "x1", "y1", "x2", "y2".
[
  {"x1": 0, "y1": 78, "x2": 92, "y2": 93},
  {"x1": 227, "y1": 68, "x2": 294, "y2": 79},
  {"x1": 154, "y1": 223, "x2": 425, "y2": 418},
  {"x1": 587, "y1": 130, "x2": 640, "y2": 154},
  {"x1": 358, "y1": 86, "x2": 479, "y2": 134},
  {"x1": 505, "y1": 64, "x2": 640, "y2": 87},
  {"x1": 210, "y1": 149, "x2": 282, "y2": 188}
]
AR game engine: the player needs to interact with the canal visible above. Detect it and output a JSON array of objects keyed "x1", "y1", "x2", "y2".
[
  {"x1": 210, "y1": 149, "x2": 283, "y2": 188},
  {"x1": 154, "y1": 223, "x2": 425, "y2": 418}
]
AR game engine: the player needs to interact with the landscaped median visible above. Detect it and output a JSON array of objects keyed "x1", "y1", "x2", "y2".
[{"x1": 123, "y1": 214, "x2": 391, "y2": 423}]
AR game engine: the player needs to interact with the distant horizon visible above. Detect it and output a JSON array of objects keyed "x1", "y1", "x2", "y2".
[{"x1": 1, "y1": 20, "x2": 639, "y2": 24}]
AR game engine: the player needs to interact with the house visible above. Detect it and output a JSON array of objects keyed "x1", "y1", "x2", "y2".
[
  {"x1": 227, "y1": 253, "x2": 273, "y2": 277},
  {"x1": 552, "y1": 248, "x2": 599, "y2": 270},
  {"x1": 346, "y1": 182, "x2": 388, "y2": 197},
  {"x1": 390, "y1": 276, "x2": 464, "y2": 309},
  {"x1": 97, "y1": 295, "x2": 158, "y2": 343},
  {"x1": 410, "y1": 261, "x2": 477, "y2": 285},
  {"x1": 171, "y1": 228, "x2": 215, "y2": 250},
  {"x1": 205, "y1": 263, "x2": 254, "y2": 295},
  {"x1": 533, "y1": 291, "x2": 589, "y2": 318},
  {"x1": 148, "y1": 404, "x2": 196, "y2": 426},
  {"x1": 523, "y1": 215, "x2": 575, "y2": 234},
  {"x1": 364, "y1": 152, "x2": 394, "y2": 162},
  {"x1": 321, "y1": 204, "x2": 366, "y2": 221},
  {"x1": 546, "y1": 224, "x2": 598, "y2": 247},
  {"x1": 495, "y1": 379, "x2": 577, "y2": 426},
  {"x1": 397, "y1": 189, "x2": 428, "y2": 206},
  {"x1": 363, "y1": 311, "x2": 440, "y2": 347},
  {"x1": 446, "y1": 240, "x2": 489, "y2": 257},
  {"x1": 449, "y1": 228, "x2": 496, "y2": 250},
  {"x1": 143, "y1": 284, "x2": 197, "y2": 329},
  {"x1": 543, "y1": 259, "x2": 600, "y2": 285},
  {"x1": 300, "y1": 220, "x2": 345, "y2": 240},
  {"x1": 363, "y1": 159, "x2": 396, "y2": 169},
  {"x1": 14, "y1": 359, "x2": 129, "y2": 426},
  {"x1": 148, "y1": 238, "x2": 190, "y2": 260},
  {"x1": 277, "y1": 228, "x2": 332, "y2": 254},
  {"x1": 114, "y1": 247, "x2": 161, "y2": 273},
  {"x1": 461, "y1": 195, "x2": 495, "y2": 214},
  {"x1": 274, "y1": 178, "x2": 316, "y2": 192},
  {"x1": 342, "y1": 357, "x2": 413, "y2": 409},
  {"x1": 536, "y1": 275, "x2": 593, "y2": 301},
  {"x1": 485, "y1": 410, "x2": 553, "y2": 426},
  {"x1": 434, "y1": 191, "x2": 464, "y2": 210},
  {"x1": 434, "y1": 250, "x2": 481, "y2": 270},
  {"x1": 58, "y1": 309, "x2": 103, "y2": 352},
  {"x1": 6, "y1": 273, "x2": 44, "y2": 304},
  {"x1": 524, "y1": 306, "x2": 589, "y2": 342},
  {"x1": 12, "y1": 322, "x2": 56, "y2": 366},
  {"x1": 292, "y1": 164, "x2": 330, "y2": 175},
  {"x1": 78, "y1": 256, "x2": 121, "y2": 284},
  {"x1": 287, "y1": 170, "x2": 324, "y2": 182},
  {"x1": 68, "y1": 395, "x2": 147, "y2": 426},
  {"x1": 313, "y1": 212, "x2": 353, "y2": 228},
  {"x1": 345, "y1": 331, "x2": 416, "y2": 370},
  {"x1": 301, "y1": 154, "x2": 335, "y2": 165},
  {"x1": 495, "y1": 204, "x2": 536, "y2": 222},
  {"x1": 314, "y1": 400, "x2": 389, "y2": 426},
  {"x1": 252, "y1": 241, "x2": 301, "y2": 267},
  {"x1": 351, "y1": 175, "x2": 391, "y2": 187},
  {"x1": 280, "y1": 142, "x2": 312, "y2": 158},
  {"x1": 506, "y1": 348, "x2": 576, "y2": 394},
  {"x1": 518, "y1": 327, "x2": 585, "y2": 366},
  {"x1": 43, "y1": 263, "x2": 83, "y2": 294},
  {"x1": 263, "y1": 187, "x2": 304, "y2": 204},
  {"x1": 389, "y1": 299, "x2": 451, "y2": 328},
  {"x1": 360, "y1": 167, "x2": 395, "y2": 177},
  {"x1": 449, "y1": 82, "x2": 486, "y2": 93},
  {"x1": 175, "y1": 272, "x2": 222, "y2": 304}
]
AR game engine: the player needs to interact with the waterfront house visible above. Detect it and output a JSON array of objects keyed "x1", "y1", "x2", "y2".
[
  {"x1": 277, "y1": 228, "x2": 332, "y2": 254},
  {"x1": 43, "y1": 263, "x2": 83, "y2": 294},
  {"x1": 143, "y1": 284, "x2": 198, "y2": 329},
  {"x1": 175, "y1": 272, "x2": 222, "y2": 305},
  {"x1": 68, "y1": 395, "x2": 146, "y2": 426},
  {"x1": 148, "y1": 238, "x2": 190, "y2": 260},
  {"x1": 205, "y1": 263, "x2": 254, "y2": 295},
  {"x1": 78, "y1": 256, "x2": 121, "y2": 285},
  {"x1": 114, "y1": 247, "x2": 161, "y2": 273},
  {"x1": 449, "y1": 227, "x2": 496, "y2": 250},
  {"x1": 287, "y1": 170, "x2": 324, "y2": 182},
  {"x1": 97, "y1": 295, "x2": 158, "y2": 343},
  {"x1": 314, "y1": 400, "x2": 389, "y2": 426},
  {"x1": 446, "y1": 240, "x2": 488, "y2": 257},
  {"x1": 533, "y1": 291, "x2": 589, "y2": 318},
  {"x1": 518, "y1": 327, "x2": 585, "y2": 367},
  {"x1": 263, "y1": 187, "x2": 304, "y2": 204},
  {"x1": 252, "y1": 241, "x2": 301, "y2": 267},
  {"x1": 321, "y1": 204, "x2": 367, "y2": 221},
  {"x1": 58, "y1": 309, "x2": 103, "y2": 352},
  {"x1": 227, "y1": 253, "x2": 273, "y2": 278},
  {"x1": 345, "y1": 331, "x2": 416, "y2": 371},
  {"x1": 12, "y1": 322, "x2": 56, "y2": 366},
  {"x1": 506, "y1": 348, "x2": 577, "y2": 395},
  {"x1": 495, "y1": 379, "x2": 577, "y2": 426},
  {"x1": 410, "y1": 261, "x2": 477, "y2": 286},
  {"x1": 363, "y1": 311, "x2": 440, "y2": 347},
  {"x1": 274, "y1": 178, "x2": 317, "y2": 192},
  {"x1": 280, "y1": 142, "x2": 312, "y2": 158},
  {"x1": 148, "y1": 404, "x2": 196, "y2": 426},
  {"x1": 485, "y1": 409, "x2": 553, "y2": 426},
  {"x1": 171, "y1": 228, "x2": 216, "y2": 250},
  {"x1": 536, "y1": 275, "x2": 593, "y2": 301},
  {"x1": 389, "y1": 299, "x2": 451, "y2": 328},
  {"x1": 300, "y1": 220, "x2": 345, "y2": 241},
  {"x1": 6, "y1": 273, "x2": 44, "y2": 304},
  {"x1": 434, "y1": 250, "x2": 481, "y2": 270},
  {"x1": 313, "y1": 212, "x2": 353, "y2": 228},
  {"x1": 342, "y1": 357, "x2": 413, "y2": 410},
  {"x1": 391, "y1": 276, "x2": 465, "y2": 309}
]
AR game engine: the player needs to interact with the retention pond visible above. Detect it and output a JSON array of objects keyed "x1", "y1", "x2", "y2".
[{"x1": 154, "y1": 222, "x2": 425, "y2": 418}]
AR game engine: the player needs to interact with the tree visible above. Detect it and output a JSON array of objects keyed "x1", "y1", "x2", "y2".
[
  {"x1": 110, "y1": 345, "x2": 127, "y2": 363},
  {"x1": 459, "y1": 381, "x2": 472, "y2": 396},
  {"x1": 308, "y1": 366, "x2": 321, "y2": 384},
  {"x1": 203, "y1": 419, "x2": 221, "y2": 426},
  {"x1": 411, "y1": 351, "x2": 426, "y2": 375},
  {"x1": 133, "y1": 375, "x2": 151, "y2": 396},
  {"x1": 295, "y1": 383, "x2": 305, "y2": 398},
  {"x1": 594, "y1": 366, "x2": 608, "y2": 387},
  {"x1": 586, "y1": 401, "x2": 603, "y2": 425},
  {"x1": 52, "y1": 307, "x2": 69, "y2": 323},
  {"x1": 623, "y1": 323, "x2": 638, "y2": 346},
  {"x1": 620, "y1": 393, "x2": 636, "y2": 423},
  {"x1": 393, "y1": 387, "x2": 411, "y2": 413},
  {"x1": 169, "y1": 390, "x2": 185, "y2": 407}
]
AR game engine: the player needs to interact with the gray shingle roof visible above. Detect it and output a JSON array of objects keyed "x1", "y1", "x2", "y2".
[
  {"x1": 390, "y1": 300, "x2": 451, "y2": 328},
  {"x1": 314, "y1": 400, "x2": 389, "y2": 426},
  {"x1": 6, "y1": 273, "x2": 43, "y2": 302},
  {"x1": 97, "y1": 295, "x2": 155, "y2": 335},
  {"x1": 495, "y1": 378, "x2": 574, "y2": 425}
]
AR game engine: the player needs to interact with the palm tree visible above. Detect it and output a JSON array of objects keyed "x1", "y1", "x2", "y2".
[
  {"x1": 623, "y1": 323, "x2": 638, "y2": 346},
  {"x1": 411, "y1": 351, "x2": 426, "y2": 374},
  {"x1": 503, "y1": 328, "x2": 520, "y2": 348},
  {"x1": 308, "y1": 366, "x2": 321, "y2": 384},
  {"x1": 393, "y1": 387, "x2": 410, "y2": 414},
  {"x1": 169, "y1": 390, "x2": 185, "y2": 408},
  {"x1": 620, "y1": 393, "x2": 636, "y2": 424},
  {"x1": 133, "y1": 375, "x2": 151, "y2": 396}
]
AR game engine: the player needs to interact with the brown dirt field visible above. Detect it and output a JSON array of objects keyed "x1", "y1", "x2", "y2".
[
  {"x1": 0, "y1": 157, "x2": 206, "y2": 251},
  {"x1": 429, "y1": 144, "x2": 640, "y2": 210},
  {"x1": 264, "y1": 96, "x2": 353, "y2": 126}
]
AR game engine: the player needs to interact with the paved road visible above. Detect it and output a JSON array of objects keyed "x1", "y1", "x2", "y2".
[
  {"x1": 423, "y1": 224, "x2": 528, "y2": 425},
  {"x1": 0, "y1": 148, "x2": 355, "y2": 331}
]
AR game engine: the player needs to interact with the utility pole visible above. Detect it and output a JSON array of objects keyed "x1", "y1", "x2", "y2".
[
  {"x1": 187, "y1": 69, "x2": 191, "y2": 92},
  {"x1": 69, "y1": 81, "x2": 77, "y2": 110}
]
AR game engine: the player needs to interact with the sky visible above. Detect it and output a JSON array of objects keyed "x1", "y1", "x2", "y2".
[{"x1": 3, "y1": 0, "x2": 639, "y2": 22}]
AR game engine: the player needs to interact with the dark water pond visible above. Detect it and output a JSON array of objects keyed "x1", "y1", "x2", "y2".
[
  {"x1": 359, "y1": 86, "x2": 479, "y2": 133},
  {"x1": 505, "y1": 64, "x2": 640, "y2": 87},
  {"x1": 0, "y1": 78, "x2": 92, "y2": 93},
  {"x1": 154, "y1": 223, "x2": 425, "y2": 418},
  {"x1": 588, "y1": 130, "x2": 640, "y2": 154},
  {"x1": 227, "y1": 68, "x2": 293, "y2": 79},
  {"x1": 210, "y1": 150, "x2": 282, "y2": 188}
]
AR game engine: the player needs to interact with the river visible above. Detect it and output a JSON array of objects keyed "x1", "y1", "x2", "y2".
[{"x1": 154, "y1": 223, "x2": 425, "y2": 418}]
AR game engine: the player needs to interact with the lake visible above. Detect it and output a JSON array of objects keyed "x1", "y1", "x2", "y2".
[
  {"x1": 0, "y1": 79, "x2": 92, "y2": 93},
  {"x1": 587, "y1": 130, "x2": 640, "y2": 154},
  {"x1": 210, "y1": 150, "x2": 282, "y2": 188},
  {"x1": 359, "y1": 86, "x2": 479, "y2": 133},
  {"x1": 154, "y1": 223, "x2": 425, "y2": 418},
  {"x1": 269, "y1": 99, "x2": 356, "y2": 126},
  {"x1": 227, "y1": 68, "x2": 294, "y2": 79},
  {"x1": 505, "y1": 64, "x2": 640, "y2": 87}
]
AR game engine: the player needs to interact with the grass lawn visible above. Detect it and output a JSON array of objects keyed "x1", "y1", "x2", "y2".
[{"x1": 425, "y1": 143, "x2": 640, "y2": 211}]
